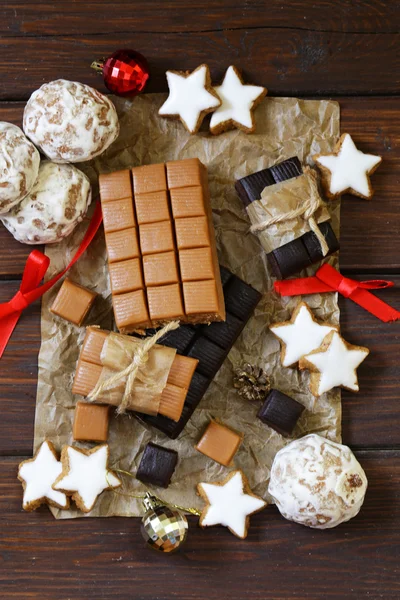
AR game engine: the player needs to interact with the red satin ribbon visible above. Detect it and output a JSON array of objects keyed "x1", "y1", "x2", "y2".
[
  {"x1": 0, "y1": 202, "x2": 103, "y2": 358},
  {"x1": 274, "y1": 263, "x2": 400, "y2": 323}
]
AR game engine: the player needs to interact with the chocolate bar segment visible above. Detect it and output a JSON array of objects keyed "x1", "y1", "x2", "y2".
[
  {"x1": 136, "y1": 442, "x2": 178, "y2": 488},
  {"x1": 302, "y1": 221, "x2": 340, "y2": 263},
  {"x1": 257, "y1": 389, "x2": 305, "y2": 437}
]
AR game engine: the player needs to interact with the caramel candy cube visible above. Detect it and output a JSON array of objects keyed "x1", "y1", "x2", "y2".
[
  {"x1": 169, "y1": 186, "x2": 205, "y2": 218},
  {"x1": 175, "y1": 216, "x2": 210, "y2": 249},
  {"x1": 183, "y1": 279, "x2": 219, "y2": 316},
  {"x1": 112, "y1": 289, "x2": 150, "y2": 331},
  {"x1": 134, "y1": 190, "x2": 170, "y2": 225},
  {"x1": 143, "y1": 251, "x2": 179, "y2": 287},
  {"x1": 179, "y1": 247, "x2": 214, "y2": 282},
  {"x1": 73, "y1": 401, "x2": 110, "y2": 442},
  {"x1": 195, "y1": 420, "x2": 243, "y2": 466},
  {"x1": 132, "y1": 163, "x2": 167, "y2": 194},
  {"x1": 72, "y1": 360, "x2": 102, "y2": 396},
  {"x1": 106, "y1": 228, "x2": 140, "y2": 262},
  {"x1": 50, "y1": 279, "x2": 97, "y2": 326},
  {"x1": 81, "y1": 327, "x2": 108, "y2": 364},
  {"x1": 102, "y1": 197, "x2": 135, "y2": 233},
  {"x1": 166, "y1": 158, "x2": 203, "y2": 189},
  {"x1": 158, "y1": 383, "x2": 187, "y2": 422},
  {"x1": 167, "y1": 354, "x2": 198, "y2": 389},
  {"x1": 99, "y1": 170, "x2": 132, "y2": 202},
  {"x1": 109, "y1": 258, "x2": 143, "y2": 294},
  {"x1": 139, "y1": 220, "x2": 175, "y2": 255},
  {"x1": 147, "y1": 283, "x2": 184, "y2": 321}
]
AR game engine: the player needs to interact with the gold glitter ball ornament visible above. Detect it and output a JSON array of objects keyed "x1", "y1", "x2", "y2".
[{"x1": 140, "y1": 493, "x2": 188, "y2": 553}]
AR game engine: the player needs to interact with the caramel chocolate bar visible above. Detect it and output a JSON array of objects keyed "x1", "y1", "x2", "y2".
[
  {"x1": 257, "y1": 389, "x2": 305, "y2": 437},
  {"x1": 139, "y1": 266, "x2": 262, "y2": 438},
  {"x1": 235, "y1": 157, "x2": 339, "y2": 279},
  {"x1": 73, "y1": 401, "x2": 110, "y2": 442},
  {"x1": 195, "y1": 420, "x2": 243, "y2": 466},
  {"x1": 99, "y1": 159, "x2": 225, "y2": 333},
  {"x1": 50, "y1": 278, "x2": 97, "y2": 326},
  {"x1": 136, "y1": 442, "x2": 178, "y2": 488}
]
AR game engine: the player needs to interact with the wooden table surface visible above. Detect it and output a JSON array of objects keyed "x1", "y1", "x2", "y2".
[{"x1": 0, "y1": 2, "x2": 399, "y2": 599}]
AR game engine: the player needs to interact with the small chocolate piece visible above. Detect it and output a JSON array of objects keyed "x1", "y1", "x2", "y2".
[
  {"x1": 267, "y1": 238, "x2": 312, "y2": 279},
  {"x1": 50, "y1": 278, "x2": 97, "y2": 326},
  {"x1": 302, "y1": 222, "x2": 340, "y2": 263},
  {"x1": 159, "y1": 325, "x2": 197, "y2": 354},
  {"x1": 136, "y1": 442, "x2": 178, "y2": 488},
  {"x1": 257, "y1": 389, "x2": 305, "y2": 437},
  {"x1": 224, "y1": 275, "x2": 262, "y2": 321},
  {"x1": 195, "y1": 420, "x2": 243, "y2": 466},
  {"x1": 73, "y1": 401, "x2": 110, "y2": 442},
  {"x1": 188, "y1": 337, "x2": 228, "y2": 379},
  {"x1": 203, "y1": 311, "x2": 246, "y2": 350},
  {"x1": 269, "y1": 157, "x2": 302, "y2": 183}
]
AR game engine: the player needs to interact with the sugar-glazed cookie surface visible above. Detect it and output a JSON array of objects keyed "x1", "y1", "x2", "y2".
[
  {"x1": 0, "y1": 122, "x2": 40, "y2": 215},
  {"x1": 299, "y1": 330, "x2": 369, "y2": 396},
  {"x1": 269, "y1": 301, "x2": 338, "y2": 368},
  {"x1": 23, "y1": 79, "x2": 119, "y2": 163},
  {"x1": 53, "y1": 444, "x2": 121, "y2": 513},
  {"x1": 313, "y1": 133, "x2": 382, "y2": 200},
  {"x1": 158, "y1": 64, "x2": 221, "y2": 134},
  {"x1": 18, "y1": 440, "x2": 69, "y2": 511},
  {"x1": 210, "y1": 66, "x2": 267, "y2": 134},
  {"x1": 197, "y1": 470, "x2": 267, "y2": 539},
  {"x1": 268, "y1": 434, "x2": 368, "y2": 529},
  {"x1": 1, "y1": 160, "x2": 91, "y2": 244}
]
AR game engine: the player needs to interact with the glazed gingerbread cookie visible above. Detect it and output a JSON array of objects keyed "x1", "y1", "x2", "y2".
[
  {"x1": 299, "y1": 331, "x2": 369, "y2": 397},
  {"x1": 269, "y1": 301, "x2": 338, "y2": 368},
  {"x1": 158, "y1": 64, "x2": 221, "y2": 134},
  {"x1": 197, "y1": 470, "x2": 267, "y2": 539},
  {"x1": 18, "y1": 440, "x2": 69, "y2": 512},
  {"x1": 210, "y1": 66, "x2": 267, "y2": 135},
  {"x1": 313, "y1": 133, "x2": 382, "y2": 200}
]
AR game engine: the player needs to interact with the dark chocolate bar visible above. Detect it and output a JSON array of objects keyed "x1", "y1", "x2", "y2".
[
  {"x1": 136, "y1": 442, "x2": 178, "y2": 488},
  {"x1": 257, "y1": 389, "x2": 305, "y2": 437},
  {"x1": 138, "y1": 266, "x2": 262, "y2": 439}
]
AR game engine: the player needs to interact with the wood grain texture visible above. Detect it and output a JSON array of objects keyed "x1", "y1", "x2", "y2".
[{"x1": 1, "y1": 451, "x2": 399, "y2": 600}]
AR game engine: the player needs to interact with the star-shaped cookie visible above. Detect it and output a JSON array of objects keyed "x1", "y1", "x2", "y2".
[
  {"x1": 313, "y1": 133, "x2": 382, "y2": 200},
  {"x1": 158, "y1": 64, "x2": 221, "y2": 134},
  {"x1": 53, "y1": 444, "x2": 121, "y2": 513},
  {"x1": 299, "y1": 331, "x2": 369, "y2": 397},
  {"x1": 197, "y1": 470, "x2": 267, "y2": 539},
  {"x1": 270, "y1": 301, "x2": 338, "y2": 367},
  {"x1": 209, "y1": 66, "x2": 267, "y2": 135},
  {"x1": 18, "y1": 440, "x2": 69, "y2": 511}
]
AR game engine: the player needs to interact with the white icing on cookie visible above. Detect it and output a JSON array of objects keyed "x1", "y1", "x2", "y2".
[
  {"x1": 210, "y1": 66, "x2": 266, "y2": 131},
  {"x1": 315, "y1": 134, "x2": 381, "y2": 197},
  {"x1": 23, "y1": 79, "x2": 119, "y2": 163},
  {"x1": 268, "y1": 434, "x2": 368, "y2": 529},
  {"x1": 159, "y1": 65, "x2": 220, "y2": 133},
  {"x1": 53, "y1": 445, "x2": 121, "y2": 512},
  {"x1": 270, "y1": 303, "x2": 336, "y2": 367},
  {"x1": 303, "y1": 331, "x2": 369, "y2": 395},
  {"x1": 199, "y1": 470, "x2": 266, "y2": 538},
  {"x1": 18, "y1": 441, "x2": 68, "y2": 510},
  {"x1": 1, "y1": 160, "x2": 91, "y2": 244},
  {"x1": 0, "y1": 122, "x2": 40, "y2": 215}
]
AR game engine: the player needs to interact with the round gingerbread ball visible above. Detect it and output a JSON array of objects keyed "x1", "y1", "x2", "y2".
[
  {"x1": 268, "y1": 433, "x2": 367, "y2": 529},
  {"x1": 1, "y1": 161, "x2": 91, "y2": 244},
  {"x1": 23, "y1": 79, "x2": 119, "y2": 163},
  {"x1": 0, "y1": 122, "x2": 40, "y2": 215}
]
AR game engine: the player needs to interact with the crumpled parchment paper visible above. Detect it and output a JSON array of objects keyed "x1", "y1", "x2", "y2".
[{"x1": 33, "y1": 94, "x2": 341, "y2": 519}]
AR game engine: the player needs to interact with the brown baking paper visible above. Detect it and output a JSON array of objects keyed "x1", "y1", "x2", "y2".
[{"x1": 33, "y1": 95, "x2": 341, "y2": 519}]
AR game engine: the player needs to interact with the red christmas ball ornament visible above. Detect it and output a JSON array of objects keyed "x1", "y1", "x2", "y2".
[{"x1": 91, "y1": 49, "x2": 149, "y2": 97}]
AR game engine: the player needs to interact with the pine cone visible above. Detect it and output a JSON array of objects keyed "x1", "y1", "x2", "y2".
[{"x1": 233, "y1": 363, "x2": 270, "y2": 402}]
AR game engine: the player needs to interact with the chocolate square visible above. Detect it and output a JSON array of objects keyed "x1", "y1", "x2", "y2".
[
  {"x1": 219, "y1": 265, "x2": 233, "y2": 287},
  {"x1": 175, "y1": 216, "x2": 210, "y2": 249},
  {"x1": 224, "y1": 275, "x2": 262, "y2": 321},
  {"x1": 202, "y1": 311, "x2": 245, "y2": 350},
  {"x1": 159, "y1": 324, "x2": 197, "y2": 354},
  {"x1": 269, "y1": 157, "x2": 302, "y2": 183},
  {"x1": 139, "y1": 220, "x2": 175, "y2": 255},
  {"x1": 183, "y1": 279, "x2": 219, "y2": 316},
  {"x1": 142, "y1": 252, "x2": 179, "y2": 286},
  {"x1": 267, "y1": 237, "x2": 312, "y2": 279},
  {"x1": 106, "y1": 228, "x2": 140, "y2": 263},
  {"x1": 108, "y1": 258, "x2": 143, "y2": 294},
  {"x1": 257, "y1": 389, "x2": 305, "y2": 437},
  {"x1": 302, "y1": 222, "x2": 340, "y2": 263},
  {"x1": 179, "y1": 247, "x2": 214, "y2": 281},
  {"x1": 147, "y1": 283, "x2": 184, "y2": 321},
  {"x1": 136, "y1": 442, "x2": 178, "y2": 488},
  {"x1": 187, "y1": 337, "x2": 227, "y2": 379}
]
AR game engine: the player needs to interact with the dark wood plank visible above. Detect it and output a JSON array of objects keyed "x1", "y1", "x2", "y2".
[{"x1": 1, "y1": 451, "x2": 399, "y2": 599}]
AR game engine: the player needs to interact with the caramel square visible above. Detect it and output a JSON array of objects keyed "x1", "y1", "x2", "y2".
[
  {"x1": 183, "y1": 279, "x2": 219, "y2": 315},
  {"x1": 99, "y1": 170, "x2": 132, "y2": 202},
  {"x1": 179, "y1": 247, "x2": 214, "y2": 282},
  {"x1": 112, "y1": 289, "x2": 150, "y2": 331},
  {"x1": 166, "y1": 158, "x2": 203, "y2": 189},
  {"x1": 105, "y1": 228, "x2": 140, "y2": 262},
  {"x1": 50, "y1": 279, "x2": 97, "y2": 326},
  {"x1": 175, "y1": 216, "x2": 210, "y2": 249},
  {"x1": 139, "y1": 220, "x2": 175, "y2": 255},
  {"x1": 72, "y1": 360, "x2": 102, "y2": 396},
  {"x1": 143, "y1": 252, "x2": 179, "y2": 287},
  {"x1": 131, "y1": 163, "x2": 167, "y2": 194},
  {"x1": 169, "y1": 186, "x2": 205, "y2": 218},
  {"x1": 195, "y1": 420, "x2": 243, "y2": 466},
  {"x1": 147, "y1": 283, "x2": 184, "y2": 321},
  {"x1": 73, "y1": 401, "x2": 110, "y2": 442},
  {"x1": 109, "y1": 258, "x2": 143, "y2": 294},
  {"x1": 81, "y1": 327, "x2": 109, "y2": 365},
  {"x1": 167, "y1": 354, "x2": 198, "y2": 389},
  {"x1": 102, "y1": 197, "x2": 135, "y2": 233},
  {"x1": 134, "y1": 190, "x2": 170, "y2": 225},
  {"x1": 158, "y1": 383, "x2": 187, "y2": 422}
]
